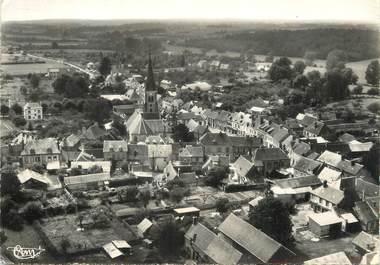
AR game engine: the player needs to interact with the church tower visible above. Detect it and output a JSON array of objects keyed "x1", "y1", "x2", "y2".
[{"x1": 143, "y1": 54, "x2": 160, "y2": 120}]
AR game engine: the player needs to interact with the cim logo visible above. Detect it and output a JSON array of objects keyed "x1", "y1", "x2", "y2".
[{"x1": 7, "y1": 245, "x2": 45, "y2": 260}]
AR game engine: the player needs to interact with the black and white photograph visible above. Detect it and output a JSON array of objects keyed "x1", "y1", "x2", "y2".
[{"x1": 0, "y1": 0, "x2": 379, "y2": 264}]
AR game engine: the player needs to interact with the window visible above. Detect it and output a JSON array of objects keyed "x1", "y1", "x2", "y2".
[
  {"x1": 217, "y1": 147, "x2": 222, "y2": 153},
  {"x1": 226, "y1": 147, "x2": 229, "y2": 153},
  {"x1": 319, "y1": 198, "x2": 322, "y2": 203},
  {"x1": 53, "y1": 156, "x2": 57, "y2": 160}
]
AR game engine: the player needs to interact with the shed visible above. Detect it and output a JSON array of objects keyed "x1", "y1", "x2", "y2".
[{"x1": 308, "y1": 211, "x2": 342, "y2": 238}]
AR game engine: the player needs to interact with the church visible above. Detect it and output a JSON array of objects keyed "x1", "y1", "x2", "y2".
[{"x1": 124, "y1": 55, "x2": 168, "y2": 143}]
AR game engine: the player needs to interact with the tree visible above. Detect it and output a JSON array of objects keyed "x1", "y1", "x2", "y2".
[
  {"x1": 53, "y1": 74, "x2": 89, "y2": 98},
  {"x1": 324, "y1": 69, "x2": 349, "y2": 101},
  {"x1": 352, "y1": 85, "x2": 363, "y2": 95},
  {"x1": 11, "y1": 103, "x2": 23, "y2": 115},
  {"x1": 51, "y1": 41, "x2": 59, "y2": 49},
  {"x1": 29, "y1": 74, "x2": 40, "y2": 89},
  {"x1": 365, "y1": 60, "x2": 380, "y2": 86},
  {"x1": 268, "y1": 57, "x2": 293, "y2": 82},
  {"x1": 1, "y1": 197, "x2": 23, "y2": 231},
  {"x1": 98, "y1": 57, "x2": 112, "y2": 76},
  {"x1": 169, "y1": 187, "x2": 186, "y2": 203},
  {"x1": 326, "y1": 49, "x2": 347, "y2": 70},
  {"x1": 157, "y1": 221, "x2": 184, "y2": 257},
  {"x1": 172, "y1": 123, "x2": 195, "y2": 143},
  {"x1": 249, "y1": 197, "x2": 294, "y2": 246},
  {"x1": 1, "y1": 168, "x2": 21, "y2": 198},
  {"x1": 367, "y1": 87, "x2": 379, "y2": 95},
  {"x1": 138, "y1": 189, "x2": 151, "y2": 208},
  {"x1": 23, "y1": 202, "x2": 44, "y2": 224},
  {"x1": 215, "y1": 198, "x2": 230, "y2": 213},
  {"x1": 204, "y1": 166, "x2": 228, "y2": 187},
  {"x1": 112, "y1": 119, "x2": 126, "y2": 136},
  {"x1": 83, "y1": 98, "x2": 112, "y2": 123},
  {"x1": 293, "y1": 74, "x2": 309, "y2": 90},
  {"x1": 0, "y1": 105, "x2": 9, "y2": 115},
  {"x1": 11, "y1": 116, "x2": 26, "y2": 127},
  {"x1": 341, "y1": 68, "x2": 358, "y2": 86},
  {"x1": 29, "y1": 163, "x2": 45, "y2": 174},
  {"x1": 367, "y1": 102, "x2": 380, "y2": 114},
  {"x1": 293, "y1": 60, "x2": 306, "y2": 75},
  {"x1": 61, "y1": 238, "x2": 71, "y2": 252}
]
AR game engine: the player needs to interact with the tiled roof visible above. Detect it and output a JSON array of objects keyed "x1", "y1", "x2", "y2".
[
  {"x1": 317, "y1": 150, "x2": 342, "y2": 167},
  {"x1": 293, "y1": 155, "x2": 322, "y2": 173},
  {"x1": 21, "y1": 138, "x2": 60, "y2": 155},
  {"x1": 273, "y1": 175, "x2": 321, "y2": 189},
  {"x1": 318, "y1": 167, "x2": 342, "y2": 184},
  {"x1": 304, "y1": 252, "x2": 351, "y2": 265},
  {"x1": 337, "y1": 160, "x2": 364, "y2": 175},
  {"x1": 338, "y1": 133, "x2": 356, "y2": 143},
  {"x1": 103, "y1": 140, "x2": 128, "y2": 152},
  {"x1": 200, "y1": 132, "x2": 231, "y2": 146},
  {"x1": 293, "y1": 142, "x2": 311, "y2": 156},
  {"x1": 205, "y1": 235, "x2": 242, "y2": 265},
  {"x1": 308, "y1": 211, "x2": 343, "y2": 226},
  {"x1": 179, "y1": 145, "x2": 203, "y2": 157},
  {"x1": 252, "y1": 147, "x2": 288, "y2": 162},
  {"x1": 233, "y1": 156, "x2": 254, "y2": 178},
  {"x1": 352, "y1": 231, "x2": 379, "y2": 252},
  {"x1": 304, "y1": 121, "x2": 326, "y2": 135},
  {"x1": 218, "y1": 214, "x2": 295, "y2": 263},
  {"x1": 310, "y1": 185, "x2": 344, "y2": 205},
  {"x1": 354, "y1": 201, "x2": 378, "y2": 225}
]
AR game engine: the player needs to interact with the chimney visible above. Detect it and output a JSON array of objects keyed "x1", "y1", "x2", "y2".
[
  {"x1": 323, "y1": 180, "x2": 328, "y2": 188},
  {"x1": 192, "y1": 216, "x2": 198, "y2": 225}
]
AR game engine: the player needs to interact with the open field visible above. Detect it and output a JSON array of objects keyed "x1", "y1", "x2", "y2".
[{"x1": 1, "y1": 224, "x2": 58, "y2": 263}]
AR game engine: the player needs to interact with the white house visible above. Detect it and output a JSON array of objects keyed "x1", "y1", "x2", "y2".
[{"x1": 23, "y1": 102, "x2": 43, "y2": 120}]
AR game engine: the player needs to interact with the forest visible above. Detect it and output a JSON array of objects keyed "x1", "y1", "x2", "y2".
[{"x1": 184, "y1": 28, "x2": 380, "y2": 61}]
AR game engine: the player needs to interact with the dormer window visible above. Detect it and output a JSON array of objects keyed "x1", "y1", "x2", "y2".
[
  {"x1": 109, "y1": 147, "x2": 114, "y2": 152},
  {"x1": 47, "y1": 148, "x2": 53, "y2": 154},
  {"x1": 30, "y1": 149, "x2": 35, "y2": 155},
  {"x1": 119, "y1": 147, "x2": 123, "y2": 152}
]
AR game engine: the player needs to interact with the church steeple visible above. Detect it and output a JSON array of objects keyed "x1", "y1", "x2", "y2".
[
  {"x1": 145, "y1": 53, "x2": 156, "y2": 91},
  {"x1": 143, "y1": 53, "x2": 160, "y2": 120}
]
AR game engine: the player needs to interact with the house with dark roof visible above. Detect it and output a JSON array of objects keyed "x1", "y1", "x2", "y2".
[
  {"x1": 21, "y1": 137, "x2": 61, "y2": 166},
  {"x1": 251, "y1": 147, "x2": 290, "y2": 176},
  {"x1": 60, "y1": 133, "x2": 81, "y2": 162},
  {"x1": 266, "y1": 127, "x2": 290, "y2": 149},
  {"x1": 185, "y1": 222, "x2": 243, "y2": 265},
  {"x1": 309, "y1": 184, "x2": 344, "y2": 212},
  {"x1": 103, "y1": 140, "x2": 128, "y2": 161},
  {"x1": 179, "y1": 145, "x2": 204, "y2": 169},
  {"x1": 228, "y1": 156, "x2": 262, "y2": 187},
  {"x1": 200, "y1": 132, "x2": 233, "y2": 159},
  {"x1": 292, "y1": 141, "x2": 311, "y2": 156},
  {"x1": 303, "y1": 121, "x2": 330, "y2": 139},
  {"x1": 337, "y1": 160, "x2": 369, "y2": 178},
  {"x1": 353, "y1": 201, "x2": 378, "y2": 234},
  {"x1": 217, "y1": 214, "x2": 296, "y2": 263},
  {"x1": 292, "y1": 154, "x2": 323, "y2": 176},
  {"x1": 127, "y1": 144, "x2": 149, "y2": 168}
]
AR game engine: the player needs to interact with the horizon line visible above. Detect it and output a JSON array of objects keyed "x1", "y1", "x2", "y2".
[{"x1": 3, "y1": 17, "x2": 378, "y2": 25}]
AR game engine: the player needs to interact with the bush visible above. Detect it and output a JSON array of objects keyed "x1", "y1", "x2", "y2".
[
  {"x1": 12, "y1": 116, "x2": 27, "y2": 127},
  {"x1": 367, "y1": 102, "x2": 380, "y2": 114},
  {"x1": 23, "y1": 202, "x2": 44, "y2": 224},
  {"x1": 367, "y1": 87, "x2": 379, "y2": 95},
  {"x1": 169, "y1": 187, "x2": 186, "y2": 203},
  {"x1": 215, "y1": 198, "x2": 230, "y2": 213}
]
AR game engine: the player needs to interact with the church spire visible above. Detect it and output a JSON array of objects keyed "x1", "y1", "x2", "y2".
[{"x1": 145, "y1": 53, "x2": 156, "y2": 91}]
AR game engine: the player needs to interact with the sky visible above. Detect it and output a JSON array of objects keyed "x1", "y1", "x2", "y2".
[{"x1": 1, "y1": 0, "x2": 379, "y2": 23}]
